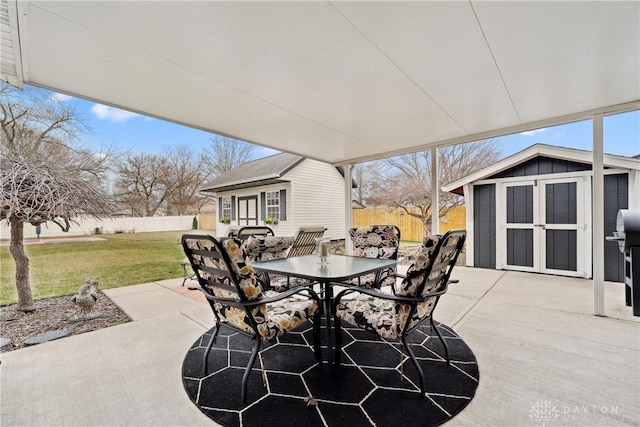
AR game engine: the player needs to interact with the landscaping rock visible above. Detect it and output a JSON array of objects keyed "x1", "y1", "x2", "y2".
[
  {"x1": 0, "y1": 337, "x2": 11, "y2": 349},
  {"x1": 23, "y1": 329, "x2": 70, "y2": 346},
  {"x1": 68, "y1": 312, "x2": 104, "y2": 323}
]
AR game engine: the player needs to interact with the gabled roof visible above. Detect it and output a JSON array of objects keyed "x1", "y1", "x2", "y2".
[
  {"x1": 200, "y1": 152, "x2": 358, "y2": 194},
  {"x1": 442, "y1": 144, "x2": 640, "y2": 195},
  {"x1": 200, "y1": 152, "x2": 304, "y2": 193}
]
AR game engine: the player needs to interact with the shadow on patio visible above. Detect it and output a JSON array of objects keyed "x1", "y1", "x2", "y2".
[{"x1": 1, "y1": 267, "x2": 638, "y2": 426}]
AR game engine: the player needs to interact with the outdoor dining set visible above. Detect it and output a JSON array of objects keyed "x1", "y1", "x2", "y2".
[{"x1": 181, "y1": 224, "x2": 467, "y2": 407}]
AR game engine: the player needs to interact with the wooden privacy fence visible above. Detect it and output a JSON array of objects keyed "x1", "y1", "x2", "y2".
[
  {"x1": 198, "y1": 213, "x2": 218, "y2": 231},
  {"x1": 197, "y1": 207, "x2": 466, "y2": 242},
  {"x1": 352, "y1": 206, "x2": 466, "y2": 242}
]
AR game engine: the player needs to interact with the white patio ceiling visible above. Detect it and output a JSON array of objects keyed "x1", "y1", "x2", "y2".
[{"x1": 2, "y1": 1, "x2": 639, "y2": 165}]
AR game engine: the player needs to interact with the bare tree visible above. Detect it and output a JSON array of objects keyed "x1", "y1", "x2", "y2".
[
  {"x1": 202, "y1": 135, "x2": 257, "y2": 176},
  {"x1": 113, "y1": 153, "x2": 174, "y2": 216},
  {"x1": 0, "y1": 83, "x2": 116, "y2": 185},
  {"x1": 352, "y1": 163, "x2": 374, "y2": 204},
  {"x1": 368, "y1": 140, "x2": 501, "y2": 236},
  {"x1": 163, "y1": 145, "x2": 209, "y2": 215},
  {"x1": 1, "y1": 156, "x2": 114, "y2": 312}
]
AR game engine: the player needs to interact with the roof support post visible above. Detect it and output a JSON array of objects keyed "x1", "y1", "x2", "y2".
[
  {"x1": 592, "y1": 113, "x2": 605, "y2": 316},
  {"x1": 344, "y1": 163, "x2": 353, "y2": 255},
  {"x1": 431, "y1": 147, "x2": 439, "y2": 236}
]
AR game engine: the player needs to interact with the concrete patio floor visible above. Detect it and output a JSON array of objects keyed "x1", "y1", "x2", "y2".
[{"x1": 1, "y1": 267, "x2": 638, "y2": 426}]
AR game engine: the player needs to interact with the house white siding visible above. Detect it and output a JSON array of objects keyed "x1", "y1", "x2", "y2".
[
  {"x1": 285, "y1": 159, "x2": 347, "y2": 241},
  {"x1": 212, "y1": 158, "x2": 348, "y2": 241}
]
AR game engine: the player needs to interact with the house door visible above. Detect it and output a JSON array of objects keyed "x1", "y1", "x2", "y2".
[
  {"x1": 237, "y1": 196, "x2": 258, "y2": 226},
  {"x1": 497, "y1": 177, "x2": 590, "y2": 277}
]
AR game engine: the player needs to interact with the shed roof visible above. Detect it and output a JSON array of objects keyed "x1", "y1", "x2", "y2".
[{"x1": 442, "y1": 144, "x2": 640, "y2": 195}]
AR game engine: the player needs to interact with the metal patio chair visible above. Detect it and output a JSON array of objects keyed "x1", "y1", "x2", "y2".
[
  {"x1": 346, "y1": 224, "x2": 401, "y2": 288},
  {"x1": 181, "y1": 234, "x2": 321, "y2": 404},
  {"x1": 236, "y1": 226, "x2": 274, "y2": 240},
  {"x1": 333, "y1": 229, "x2": 466, "y2": 397},
  {"x1": 287, "y1": 226, "x2": 328, "y2": 257}
]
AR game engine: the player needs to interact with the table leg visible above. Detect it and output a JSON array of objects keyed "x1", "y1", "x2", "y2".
[{"x1": 322, "y1": 280, "x2": 334, "y2": 366}]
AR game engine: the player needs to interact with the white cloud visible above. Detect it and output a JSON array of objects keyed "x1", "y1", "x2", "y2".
[
  {"x1": 520, "y1": 128, "x2": 548, "y2": 137},
  {"x1": 49, "y1": 93, "x2": 73, "y2": 102},
  {"x1": 91, "y1": 103, "x2": 140, "y2": 122}
]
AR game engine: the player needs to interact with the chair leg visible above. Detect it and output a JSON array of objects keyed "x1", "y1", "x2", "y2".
[
  {"x1": 241, "y1": 337, "x2": 262, "y2": 405},
  {"x1": 401, "y1": 333, "x2": 425, "y2": 397},
  {"x1": 203, "y1": 325, "x2": 220, "y2": 375},
  {"x1": 430, "y1": 317, "x2": 450, "y2": 366},
  {"x1": 334, "y1": 315, "x2": 342, "y2": 367},
  {"x1": 182, "y1": 263, "x2": 189, "y2": 286},
  {"x1": 313, "y1": 310, "x2": 322, "y2": 363}
]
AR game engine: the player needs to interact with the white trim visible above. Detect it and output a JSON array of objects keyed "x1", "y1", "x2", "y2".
[
  {"x1": 2, "y1": 0, "x2": 24, "y2": 88},
  {"x1": 463, "y1": 183, "x2": 474, "y2": 267},
  {"x1": 538, "y1": 177, "x2": 588, "y2": 278},
  {"x1": 496, "y1": 180, "x2": 538, "y2": 272},
  {"x1": 629, "y1": 170, "x2": 640, "y2": 211},
  {"x1": 13, "y1": 0, "x2": 28, "y2": 83},
  {"x1": 471, "y1": 168, "x2": 630, "y2": 188},
  {"x1": 496, "y1": 177, "x2": 590, "y2": 277}
]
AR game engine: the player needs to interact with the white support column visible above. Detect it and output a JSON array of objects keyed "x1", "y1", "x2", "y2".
[
  {"x1": 344, "y1": 163, "x2": 353, "y2": 255},
  {"x1": 431, "y1": 147, "x2": 439, "y2": 236},
  {"x1": 464, "y1": 183, "x2": 474, "y2": 267},
  {"x1": 592, "y1": 114, "x2": 605, "y2": 316}
]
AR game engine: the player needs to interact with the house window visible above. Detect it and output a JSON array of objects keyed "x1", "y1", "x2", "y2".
[
  {"x1": 266, "y1": 191, "x2": 280, "y2": 221},
  {"x1": 221, "y1": 196, "x2": 232, "y2": 222}
]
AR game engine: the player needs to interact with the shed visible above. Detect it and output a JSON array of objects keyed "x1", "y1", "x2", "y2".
[
  {"x1": 442, "y1": 144, "x2": 640, "y2": 281},
  {"x1": 199, "y1": 152, "x2": 353, "y2": 240}
]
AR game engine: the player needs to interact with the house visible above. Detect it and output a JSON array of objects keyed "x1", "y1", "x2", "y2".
[
  {"x1": 199, "y1": 152, "x2": 354, "y2": 240},
  {"x1": 442, "y1": 144, "x2": 640, "y2": 282}
]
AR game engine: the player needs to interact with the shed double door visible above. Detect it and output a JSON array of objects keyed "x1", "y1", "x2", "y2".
[{"x1": 497, "y1": 176, "x2": 590, "y2": 278}]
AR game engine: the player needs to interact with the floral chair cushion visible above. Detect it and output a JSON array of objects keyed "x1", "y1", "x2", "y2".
[
  {"x1": 243, "y1": 235, "x2": 313, "y2": 292},
  {"x1": 214, "y1": 290, "x2": 318, "y2": 340},
  {"x1": 336, "y1": 235, "x2": 442, "y2": 340},
  {"x1": 347, "y1": 225, "x2": 400, "y2": 288},
  {"x1": 243, "y1": 235, "x2": 294, "y2": 262},
  {"x1": 203, "y1": 237, "x2": 318, "y2": 340}
]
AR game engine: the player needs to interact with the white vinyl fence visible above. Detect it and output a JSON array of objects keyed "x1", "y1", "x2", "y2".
[{"x1": 0, "y1": 215, "x2": 196, "y2": 240}]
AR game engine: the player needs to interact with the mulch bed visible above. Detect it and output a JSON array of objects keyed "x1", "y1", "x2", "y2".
[{"x1": 0, "y1": 291, "x2": 130, "y2": 353}]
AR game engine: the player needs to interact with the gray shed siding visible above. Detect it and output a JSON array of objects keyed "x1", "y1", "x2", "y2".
[
  {"x1": 473, "y1": 184, "x2": 496, "y2": 268},
  {"x1": 493, "y1": 157, "x2": 591, "y2": 178},
  {"x1": 603, "y1": 174, "x2": 628, "y2": 282},
  {"x1": 470, "y1": 157, "x2": 628, "y2": 282}
]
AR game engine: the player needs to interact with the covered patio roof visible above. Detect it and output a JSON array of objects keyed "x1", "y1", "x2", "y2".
[
  {"x1": 2, "y1": 1, "x2": 639, "y2": 165},
  {"x1": 2, "y1": 0, "x2": 639, "y2": 317}
]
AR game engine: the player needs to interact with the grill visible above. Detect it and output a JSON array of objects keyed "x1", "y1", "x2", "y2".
[{"x1": 606, "y1": 209, "x2": 640, "y2": 316}]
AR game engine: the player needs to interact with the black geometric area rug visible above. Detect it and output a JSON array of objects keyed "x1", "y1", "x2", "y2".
[{"x1": 182, "y1": 320, "x2": 479, "y2": 427}]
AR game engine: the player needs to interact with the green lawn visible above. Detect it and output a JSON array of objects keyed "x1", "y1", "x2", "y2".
[{"x1": 0, "y1": 231, "x2": 208, "y2": 306}]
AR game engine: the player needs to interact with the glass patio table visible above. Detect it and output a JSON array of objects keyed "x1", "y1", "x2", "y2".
[{"x1": 252, "y1": 254, "x2": 398, "y2": 365}]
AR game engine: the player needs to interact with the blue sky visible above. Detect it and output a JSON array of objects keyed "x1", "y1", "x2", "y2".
[{"x1": 49, "y1": 89, "x2": 639, "y2": 160}]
